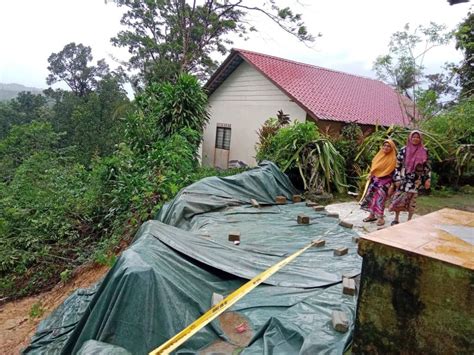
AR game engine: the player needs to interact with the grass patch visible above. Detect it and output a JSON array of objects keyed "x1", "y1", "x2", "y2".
[{"x1": 416, "y1": 187, "x2": 474, "y2": 215}]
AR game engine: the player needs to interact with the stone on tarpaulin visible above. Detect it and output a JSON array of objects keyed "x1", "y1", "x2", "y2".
[
  {"x1": 332, "y1": 310, "x2": 349, "y2": 333},
  {"x1": 312, "y1": 239, "x2": 325, "y2": 247},
  {"x1": 250, "y1": 199, "x2": 260, "y2": 208},
  {"x1": 297, "y1": 214, "x2": 310, "y2": 224},
  {"x1": 312, "y1": 205, "x2": 325, "y2": 211},
  {"x1": 275, "y1": 196, "x2": 286, "y2": 205},
  {"x1": 292, "y1": 195, "x2": 302, "y2": 203},
  {"x1": 342, "y1": 277, "x2": 356, "y2": 296},
  {"x1": 211, "y1": 292, "x2": 224, "y2": 306},
  {"x1": 228, "y1": 231, "x2": 240, "y2": 242},
  {"x1": 334, "y1": 247, "x2": 348, "y2": 256},
  {"x1": 339, "y1": 220, "x2": 353, "y2": 229}
]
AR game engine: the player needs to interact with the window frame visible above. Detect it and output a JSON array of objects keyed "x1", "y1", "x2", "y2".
[{"x1": 215, "y1": 124, "x2": 231, "y2": 150}]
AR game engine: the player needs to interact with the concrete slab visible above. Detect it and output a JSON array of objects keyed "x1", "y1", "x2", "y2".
[
  {"x1": 353, "y1": 208, "x2": 474, "y2": 353},
  {"x1": 324, "y1": 202, "x2": 416, "y2": 236}
]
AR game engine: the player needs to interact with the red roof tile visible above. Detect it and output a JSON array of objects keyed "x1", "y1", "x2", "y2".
[{"x1": 206, "y1": 49, "x2": 413, "y2": 127}]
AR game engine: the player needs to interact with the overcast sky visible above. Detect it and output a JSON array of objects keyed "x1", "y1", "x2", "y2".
[{"x1": 0, "y1": 0, "x2": 471, "y2": 90}]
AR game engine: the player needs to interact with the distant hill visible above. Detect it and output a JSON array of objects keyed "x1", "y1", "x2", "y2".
[{"x1": 0, "y1": 83, "x2": 44, "y2": 102}]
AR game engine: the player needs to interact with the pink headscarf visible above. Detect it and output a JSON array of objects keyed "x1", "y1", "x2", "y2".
[{"x1": 405, "y1": 130, "x2": 428, "y2": 174}]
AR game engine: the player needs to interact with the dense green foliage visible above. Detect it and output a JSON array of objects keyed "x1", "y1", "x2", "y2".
[
  {"x1": 421, "y1": 97, "x2": 474, "y2": 184},
  {"x1": 135, "y1": 74, "x2": 209, "y2": 149},
  {"x1": 454, "y1": 11, "x2": 474, "y2": 98},
  {"x1": 256, "y1": 121, "x2": 347, "y2": 193},
  {"x1": 0, "y1": 59, "x2": 229, "y2": 300},
  {"x1": 0, "y1": 92, "x2": 52, "y2": 139}
]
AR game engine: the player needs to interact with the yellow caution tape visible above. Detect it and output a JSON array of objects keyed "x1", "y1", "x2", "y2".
[
  {"x1": 359, "y1": 177, "x2": 371, "y2": 204},
  {"x1": 149, "y1": 239, "x2": 320, "y2": 355}
]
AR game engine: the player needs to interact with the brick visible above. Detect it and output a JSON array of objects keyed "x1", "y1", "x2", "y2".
[
  {"x1": 228, "y1": 231, "x2": 240, "y2": 242},
  {"x1": 334, "y1": 247, "x2": 349, "y2": 256},
  {"x1": 250, "y1": 198, "x2": 260, "y2": 208},
  {"x1": 327, "y1": 212, "x2": 339, "y2": 218},
  {"x1": 312, "y1": 239, "x2": 326, "y2": 247},
  {"x1": 292, "y1": 194, "x2": 302, "y2": 203},
  {"x1": 343, "y1": 277, "x2": 356, "y2": 296},
  {"x1": 211, "y1": 292, "x2": 224, "y2": 306},
  {"x1": 275, "y1": 195, "x2": 286, "y2": 205},
  {"x1": 297, "y1": 214, "x2": 310, "y2": 224},
  {"x1": 332, "y1": 310, "x2": 349, "y2": 333},
  {"x1": 339, "y1": 220, "x2": 353, "y2": 229},
  {"x1": 306, "y1": 201, "x2": 317, "y2": 207},
  {"x1": 312, "y1": 205, "x2": 325, "y2": 211}
]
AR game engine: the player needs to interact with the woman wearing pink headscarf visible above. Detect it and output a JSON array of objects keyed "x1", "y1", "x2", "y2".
[{"x1": 389, "y1": 130, "x2": 431, "y2": 225}]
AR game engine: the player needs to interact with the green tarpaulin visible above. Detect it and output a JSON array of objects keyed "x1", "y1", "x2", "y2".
[{"x1": 24, "y1": 162, "x2": 361, "y2": 354}]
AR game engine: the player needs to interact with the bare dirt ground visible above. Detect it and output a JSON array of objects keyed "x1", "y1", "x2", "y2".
[{"x1": 0, "y1": 263, "x2": 109, "y2": 354}]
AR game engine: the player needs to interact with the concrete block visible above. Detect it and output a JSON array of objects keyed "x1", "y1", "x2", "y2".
[
  {"x1": 327, "y1": 212, "x2": 339, "y2": 218},
  {"x1": 306, "y1": 201, "x2": 317, "y2": 207},
  {"x1": 342, "y1": 277, "x2": 356, "y2": 296},
  {"x1": 334, "y1": 247, "x2": 348, "y2": 256},
  {"x1": 275, "y1": 196, "x2": 286, "y2": 205},
  {"x1": 211, "y1": 292, "x2": 224, "y2": 306},
  {"x1": 297, "y1": 214, "x2": 310, "y2": 224},
  {"x1": 354, "y1": 209, "x2": 474, "y2": 354},
  {"x1": 312, "y1": 239, "x2": 326, "y2": 247},
  {"x1": 312, "y1": 205, "x2": 325, "y2": 211},
  {"x1": 292, "y1": 194, "x2": 302, "y2": 203},
  {"x1": 228, "y1": 231, "x2": 240, "y2": 242},
  {"x1": 250, "y1": 199, "x2": 260, "y2": 208},
  {"x1": 332, "y1": 310, "x2": 349, "y2": 333},
  {"x1": 339, "y1": 220, "x2": 353, "y2": 229}
]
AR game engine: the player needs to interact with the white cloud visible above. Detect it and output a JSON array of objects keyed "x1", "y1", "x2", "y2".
[{"x1": 0, "y1": 0, "x2": 471, "y2": 89}]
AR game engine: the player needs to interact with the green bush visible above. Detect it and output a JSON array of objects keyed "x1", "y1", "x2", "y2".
[
  {"x1": 0, "y1": 122, "x2": 61, "y2": 182},
  {"x1": 135, "y1": 73, "x2": 209, "y2": 151},
  {"x1": 0, "y1": 74, "x2": 233, "y2": 300},
  {"x1": 0, "y1": 152, "x2": 102, "y2": 297},
  {"x1": 256, "y1": 121, "x2": 346, "y2": 193}
]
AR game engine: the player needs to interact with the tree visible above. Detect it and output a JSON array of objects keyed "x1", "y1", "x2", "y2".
[
  {"x1": 0, "y1": 92, "x2": 51, "y2": 139},
  {"x1": 46, "y1": 42, "x2": 110, "y2": 96},
  {"x1": 70, "y1": 75, "x2": 131, "y2": 163},
  {"x1": 0, "y1": 121, "x2": 61, "y2": 182},
  {"x1": 373, "y1": 23, "x2": 452, "y2": 99},
  {"x1": 110, "y1": 0, "x2": 318, "y2": 85},
  {"x1": 127, "y1": 73, "x2": 209, "y2": 154},
  {"x1": 454, "y1": 11, "x2": 474, "y2": 98}
]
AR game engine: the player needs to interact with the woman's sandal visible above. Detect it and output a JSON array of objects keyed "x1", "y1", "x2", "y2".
[
  {"x1": 363, "y1": 217, "x2": 377, "y2": 222},
  {"x1": 391, "y1": 220, "x2": 399, "y2": 226},
  {"x1": 376, "y1": 219, "x2": 385, "y2": 226}
]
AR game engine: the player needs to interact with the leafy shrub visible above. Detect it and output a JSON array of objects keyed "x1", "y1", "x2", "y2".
[
  {"x1": 332, "y1": 123, "x2": 364, "y2": 189},
  {"x1": 421, "y1": 97, "x2": 474, "y2": 185},
  {"x1": 0, "y1": 73, "x2": 232, "y2": 300},
  {"x1": 0, "y1": 122, "x2": 61, "y2": 182},
  {"x1": 0, "y1": 152, "x2": 102, "y2": 298},
  {"x1": 256, "y1": 121, "x2": 346, "y2": 193},
  {"x1": 135, "y1": 73, "x2": 209, "y2": 149}
]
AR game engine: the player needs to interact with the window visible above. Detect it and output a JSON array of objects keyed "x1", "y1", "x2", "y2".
[{"x1": 215, "y1": 125, "x2": 231, "y2": 150}]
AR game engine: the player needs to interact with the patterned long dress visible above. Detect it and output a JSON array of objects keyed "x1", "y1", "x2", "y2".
[
  {"x1": 360, "y1": 175, "x2": 393, "y2": 218},
  {"x1": 389, "y1": 147, "x2": 431, "y2": 213}
]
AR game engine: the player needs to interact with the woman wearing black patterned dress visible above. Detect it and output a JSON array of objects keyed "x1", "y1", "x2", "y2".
[{"x1": 389, "y1": 130, "x2": 431, "y2": 225}]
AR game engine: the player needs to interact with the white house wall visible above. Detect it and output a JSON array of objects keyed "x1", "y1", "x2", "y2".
[{"x1": 202, "y1": 61, "x2": 306, "y2": 167}]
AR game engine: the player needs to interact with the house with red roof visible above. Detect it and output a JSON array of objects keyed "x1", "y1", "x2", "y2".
[{"x1": 202, "y1": 49, "x2": 415, "y2": 168}]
